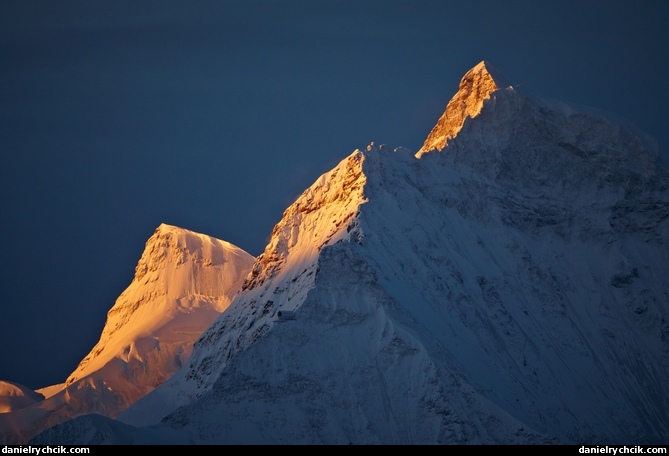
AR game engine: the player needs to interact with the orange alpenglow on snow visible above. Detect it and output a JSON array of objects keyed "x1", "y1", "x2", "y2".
[{"x1": 416, "y1": 60, "x2": 509, "y2": 157}]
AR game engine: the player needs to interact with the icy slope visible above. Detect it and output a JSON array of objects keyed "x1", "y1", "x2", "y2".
[
  {"x1": 1, "y1": 224, "x2": 254, "y2": 444},
  {"x1": 34, "y1": 61, "x2": 669, "y2": 444}
]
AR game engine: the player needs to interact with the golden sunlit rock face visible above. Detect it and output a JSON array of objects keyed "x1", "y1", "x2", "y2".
[
  {"x1": 416, "y1": 60, "x2": 503, "y2": 157},
  {"x1": 241, "y1": 151, "x2": 366, "y2": 291}
]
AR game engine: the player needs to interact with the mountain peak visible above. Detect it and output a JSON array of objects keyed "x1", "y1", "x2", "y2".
[
  {"x1": 469, "y1": 60, "x2": 507, "y2": 86},
  {"x1": 65, "y1": 225, "x2": 255, "y2": 388},
  {"x1": 155, "y1": 222, "x2": 179, "y2": 233},
  {"x1": 25, "y1": 62, "x2": 669, "y2": 445},
  {"x1": 416, "y1": 60, "x2": 509, "y2": 157}
]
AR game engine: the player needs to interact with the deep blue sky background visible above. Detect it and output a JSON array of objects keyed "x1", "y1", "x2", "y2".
[{"x1": 2, "y1": 0, "x2": 668, "y2": 390}]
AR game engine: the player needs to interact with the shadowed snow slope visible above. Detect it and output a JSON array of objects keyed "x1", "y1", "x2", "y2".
[
  {"x1": 0, "y1": 224, "x2": 254, "y2": 444},
  {"x1": 0, "y1": 382, "x2": 44, "y2": 414},
  {"x1": 33, "y1": 61, "x2": 669, "y2": 444}
]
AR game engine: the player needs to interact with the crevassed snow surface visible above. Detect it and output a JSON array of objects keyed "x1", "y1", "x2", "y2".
[
  {"x1": 0, "y1": 224, "x2": 254, "y2": 444},
  {"x1": 33, "y1": 61, "x2": 669, "y2": 445}
]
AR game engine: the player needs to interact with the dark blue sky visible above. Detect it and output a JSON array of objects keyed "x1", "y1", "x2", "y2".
[{"x1": 2, "y1": 0, "x2": 668, "y2": 390}]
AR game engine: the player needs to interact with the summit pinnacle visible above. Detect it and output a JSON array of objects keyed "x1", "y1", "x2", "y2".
[{"x1": 416, "y1": 60, "x2": 509, "y2": 156}]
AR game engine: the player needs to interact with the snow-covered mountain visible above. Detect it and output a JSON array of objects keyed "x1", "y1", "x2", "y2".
[
  {"x1": 0, "y1": 382, "x2": 44, "y2": 414},
  {"x1": 0, "y1": 224, "x2": 254, "y2": 444},
  {"x1": 32, "y1": 61, "x2": 669, "y2": 444}
]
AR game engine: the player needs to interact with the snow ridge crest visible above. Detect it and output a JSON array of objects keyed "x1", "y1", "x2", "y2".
[{"x1": 241, "y1": 150, "x2": 367, "y2": 292}]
